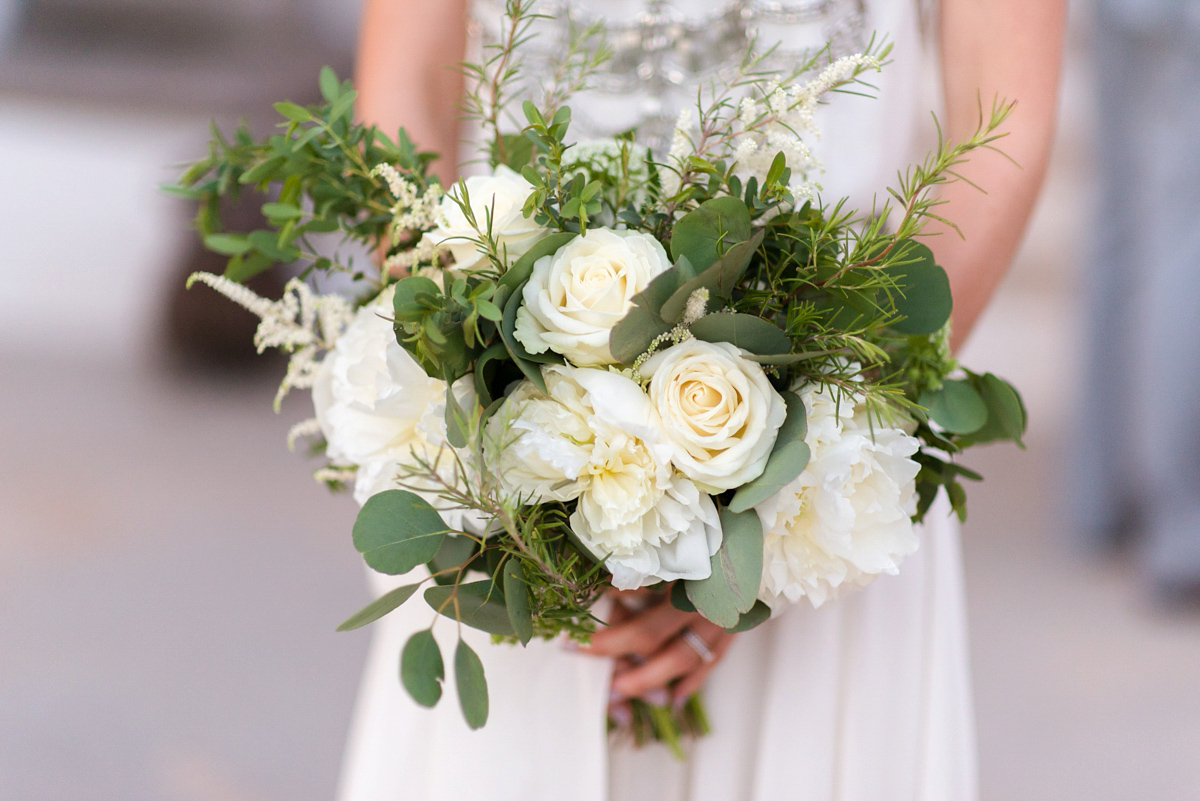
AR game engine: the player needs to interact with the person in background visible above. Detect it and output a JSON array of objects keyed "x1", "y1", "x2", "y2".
[{"x1": 1073, "y1": 0, "x2": 1200, "y2": 601}]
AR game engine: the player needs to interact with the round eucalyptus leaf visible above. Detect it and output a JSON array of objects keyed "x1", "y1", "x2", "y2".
[
  {"x1": 725, "y1": 601, "x2": 772, "y2": 633},
  {"x1": 921, "y1": 379, "x2": 988, "y2": 435},
  {"x1": 670, "y1": 196, "x2": 752, "y2": 271},
  {"x1": 401, "y1": 629, "x2": 444, "y2": 708},
  {"x1": 884, "y1": 242, "x2": 953, "y2": 336},
  {"x1": 424, "y1": 580, "x2": 516, "y2": 637},
  {"x1": 352, "y1": 490, "x2": 449, "y2": 575},
  {"x1": 685, "y1": 507, "x2": 764, "y2": 627}
]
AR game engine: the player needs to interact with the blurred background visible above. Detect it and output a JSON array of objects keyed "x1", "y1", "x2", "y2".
[{"x1": 2, "y1": 1, "x2": 1198, "y2": 799}]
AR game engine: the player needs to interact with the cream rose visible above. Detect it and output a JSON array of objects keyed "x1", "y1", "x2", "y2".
[
  {"x1": 422, "y1": 165, "x2": 546, "y2": 271},
  {"x1": 514, "y1": 228, "x2": 672, "y2": 366},
  {"x1": 755, "y1": 385, "x2": 921, "y2": 608},
  {"x1": 641, "y1": 338, "x2": 787, "y2": 491}
]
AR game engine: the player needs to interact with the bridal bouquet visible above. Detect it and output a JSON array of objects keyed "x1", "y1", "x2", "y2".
[{"x1": 174, "y1": 2, "x2": 1024, "y2": 744}]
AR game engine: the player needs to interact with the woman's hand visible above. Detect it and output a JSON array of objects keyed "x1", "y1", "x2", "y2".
[{"x1": 578, "y1": 589, "x2": 735, "y2": 722}]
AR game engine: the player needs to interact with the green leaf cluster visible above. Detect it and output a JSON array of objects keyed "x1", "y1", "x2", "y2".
[{"x1": 172, "y1": 66, "x2": 438, "y2": 284}]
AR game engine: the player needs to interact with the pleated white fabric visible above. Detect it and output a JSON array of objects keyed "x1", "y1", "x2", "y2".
[
  {"x1": 337, "y1": 3, "x2": 979, "y2": 799},
  {"x1": 337, "y1": 502, "x2": 976, "y2": 801}
]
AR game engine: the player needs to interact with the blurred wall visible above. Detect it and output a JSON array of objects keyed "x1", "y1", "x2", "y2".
[{"x1": 0, "y1": 0, "x2": 360, "y2": 358}]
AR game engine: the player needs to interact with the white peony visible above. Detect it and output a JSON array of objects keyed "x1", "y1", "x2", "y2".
[
  {"x1": 755, "y1": 385, "x2": 921, "y2": 607},
  {"x1": 422, "y1": 165, "x2": 546, "y2": 271},
  {"x1": 483, "y1": 372, "x2": 593, "y2": 503},
  {"x1": 642, "y1": 339, "x2": 787, "y2": 491},
  {"x1": 514, "y1": 228, "x2": 672, "y2": 366},
  {"x1": 312, "y1": 289, "x2": 482, "y2": 531},
  {"x1": 485, "y1": 365, "x2": 722, "y2": 589}
]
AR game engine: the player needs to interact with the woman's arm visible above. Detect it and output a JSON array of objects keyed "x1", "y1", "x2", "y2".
[
  {"x1": 355, "y1": 0, "x2": 469, "y2": 185},
  {"x1": 933, "y1": 0, "x2": 1069, "y2": 349}
]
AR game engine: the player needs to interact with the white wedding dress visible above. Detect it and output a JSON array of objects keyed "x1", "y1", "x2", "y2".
[{"x1": 337, "y1": 2, "x2": 978, "y2": 799}]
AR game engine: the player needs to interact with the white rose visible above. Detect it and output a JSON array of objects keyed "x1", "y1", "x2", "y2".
[
  {"x1": 755, "y1": 385, "x2": 921, "y2": 608},
  {"x1": 312, "y1": 290, "x2": 484, "y2": 531},
  {"x1": 642, "y1": 338, "x2": 787, "y2": 491},
  {"x1": 422, "y1": 165, "x2": 546, "y2": 271},
  {"x1": 514, "y1": 228, "x2": 672, "y2": 366}
]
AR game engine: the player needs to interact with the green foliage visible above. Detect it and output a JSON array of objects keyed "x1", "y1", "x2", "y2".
[
  {"x1": 352, "y1": 490, "x2": 449, "y2": 575},
  {"x1": 424, "y1": 580, "x2": 516, "y2": 637},
  {"x1": 728, "y1": 392, "x2": 811, "y2": 513},
  {"x1": 921, "y1": 379, "x2": 988, "y2": 435},
  {"x1": 685, "y1": 507, "x2": 764, "y2": 628},
  {"x1": 691, "y1": 313, "x2": 791, "y2": 356},
  {"x1": 401, "y1": 630, "x2": 444, "y2": 707},
  {"x1": 725, "y1": 601, "x2": 773, "y2": 633},
  {"x1": 670, "y1": 197, "x2": 753, "y2": 270},
  {"x1": 173, "y1": 66, "x2": 438, "y2": 284},
  {"x1": 336, "y1": 583, "x2": 421, "y2": 632},
  {"x1": 884, "y1": 242, "x2": 954, "y2": 336},
  {"x1": 455, "y1": 640, "x2": 490, "y2": 729},
  {"x1": 502, "y1": 560, "x2": 535, "y2": 645}
]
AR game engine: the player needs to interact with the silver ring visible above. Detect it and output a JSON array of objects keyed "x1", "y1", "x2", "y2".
[{"x1": 679, "y1": 626, "x2": 715, "y2": 664}]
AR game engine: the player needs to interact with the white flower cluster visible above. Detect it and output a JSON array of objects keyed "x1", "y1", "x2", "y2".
[
  {"x1": 306, "y1": 161, "x2": 921, "y2": 604},
  {"x1": 756, "y1": 384, "x2": 921, "y2": 608},
  {"x1": 372, "y1": 163, "x2": 444, "y2": 243},
  {"x1": 186, "y1": 271, "x2": 353, "y2": 408},
  {"x1": 731, "y1": 54, "x2": 880, "y2": 196},
  {"x1": 312, "y1": 288, "x2": 483, "y2": 532}
]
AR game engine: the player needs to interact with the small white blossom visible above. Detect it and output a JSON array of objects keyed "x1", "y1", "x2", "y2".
[{"x1": 186, "y1": 272, "x2": 353, "y2": 408}]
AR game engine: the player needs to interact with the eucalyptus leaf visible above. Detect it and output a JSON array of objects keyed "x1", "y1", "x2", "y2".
[
  {"x1": 685, "y1": 507, "x2": 764, "y2": 627},
  {"x1": 499, "y1": 291, "x2": 550, "y2": 393},
  {"x1": 884, "y1": 242, "x2": 953, "y2": 336},
  {"x1": 726, "y1": 601, "x2": 772, "y2": 633},
  {"x1": 727, "y1": 441, "x2": 810, "y2": 514},
  {"x1": 428, "y1": 534, "x2": 479, "y2": 585},
  {"x1": 443, "y1": 383, "x2": 470, "y2": 449},
  {"x1": 670, "y1": 197, "x2": 752, "y2": 270},
  {"x1": 609, "y1": 305, "x2": 673, "y2": 365},
  {"x1": 352, "y1": 490, "x2": 449, "y2": 575},
  {"x1": 203, "y1": 233, "x2": 251, "y2": 256},
  {"x1": 669, "y1": 581, "x2": 696, "y2": 613},
  {"x1": 690, "y1": 313, "x2": 790, "y2": 355},
  {"x1": 660, "y1": 230, "x2": 764, "y2": 322},
  {"x1": 920, "y1": 379, "x2": 988, "y2": 435},
  {"x1": 472, "y1": 342, "x2": 510, "y2": 407},
  {"x1": 957, "y1": 373, "x2": 1027, "y2": 447},
  {"x1": 393, "y1": 275, "x2": 441, "y2": 315},
  {"x1": 401, "y1": 629, "x2": 444, "y2": 707},
  {"x1": 455, "y1": 640, "x2": 489, "y2": 729},
  {"x1": 728, "y1": 390, "x2": 810, "y2": 512},
  {"x1": 502, "y1": 560, "x2": 534, "y2": 645},
  {"x1": 424, "y1": 580, "x2": 516, "y2": 636},
  {"x1": 336, "y1": 583, "x2": 420, "y2": 631}
]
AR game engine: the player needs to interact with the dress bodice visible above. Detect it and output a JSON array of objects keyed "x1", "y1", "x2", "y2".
[
  {"x1": 471, "y1": 0, "x2": 871, "y2": 150},
  {"x1": 467, "y1": 0, "x2": 937, "y2": 216}
]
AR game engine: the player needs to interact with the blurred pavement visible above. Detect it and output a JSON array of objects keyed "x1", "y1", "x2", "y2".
[{"x1": 2, "y1": 3, "x2": 1200, "y2": 800}]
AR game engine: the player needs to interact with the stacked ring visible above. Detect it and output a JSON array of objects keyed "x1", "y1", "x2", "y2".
[{"x1": 679, "y1": 626, "x2": 715, "y2": 663}]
